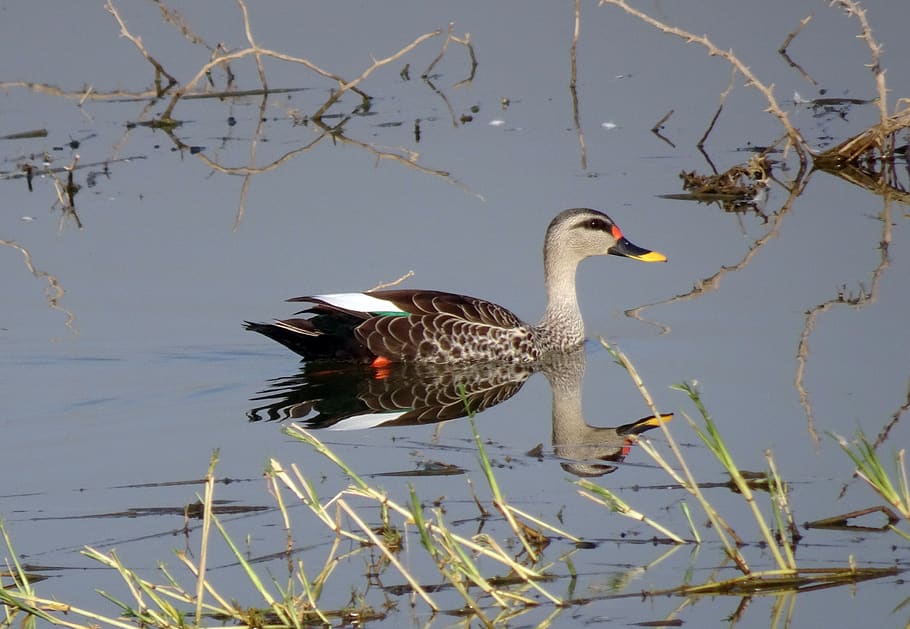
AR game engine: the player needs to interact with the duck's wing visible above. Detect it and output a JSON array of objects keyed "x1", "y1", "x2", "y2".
[
  {"x1": 291, "y1": 290, "x2": 524, "y2": 328},
  {"x1": 290, "y1": 290, "x2": 533, "y2": 363},
  {"x1": 364, "y1": 290, "x2": 527, "y2": 329}
]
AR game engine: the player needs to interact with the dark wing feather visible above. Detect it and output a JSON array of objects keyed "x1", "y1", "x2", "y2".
[
  {"x1": 369, "y1": 289, "x2": 526, "y2": 329},
  {"x1": 260, "y1": 290, "x2": 533, "y2": 363},
  {"x1": 244, "y1": 307, "x2": 376, "y2": 362}
]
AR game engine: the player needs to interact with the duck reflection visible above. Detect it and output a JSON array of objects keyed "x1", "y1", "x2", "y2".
[
  {"x1": 541, "y1": 351, "x2": 670, "y2": 477},
  {"x1": 247, "y1": 348, "x2": 670, "y2": 477}
]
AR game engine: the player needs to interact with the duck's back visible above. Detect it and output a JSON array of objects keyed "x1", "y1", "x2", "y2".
[{"x1": 248, "y1": 289, "x2": 540, "y2": 364}]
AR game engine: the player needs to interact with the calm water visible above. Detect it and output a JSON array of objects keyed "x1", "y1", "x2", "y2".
[{"x1": 2, "y1": 1, "x2": 909, "y2": 627}]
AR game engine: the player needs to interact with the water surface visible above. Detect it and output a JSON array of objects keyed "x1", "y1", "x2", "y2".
[{"x1": 2, "y1": 1, "x2": 909, "y2": 626}]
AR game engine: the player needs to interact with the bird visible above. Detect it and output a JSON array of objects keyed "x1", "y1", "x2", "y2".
[{"x1": 244, "y1": 208, "x2": 666, "y2": 364}]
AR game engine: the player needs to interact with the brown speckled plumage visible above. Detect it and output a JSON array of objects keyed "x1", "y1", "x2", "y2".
[{"x1": 245, "y1": 208, "x2": 666, "y2": 364}]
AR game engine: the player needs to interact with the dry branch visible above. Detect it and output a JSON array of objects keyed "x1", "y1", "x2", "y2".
[
  {"x1": 105, "y1": 0, "x2": 177, "y2": 95},
  {"x1": 368, "y1": 271, "x2": 415, "y2": 292},
  {"x1": 830, "y1": 0, "x2": 887, "y2": 120},
  {"x1": 599, "y1": 0, "x2": 808, "y2": 163},
  {"x1": 93, "y1": 1, "x2": 476, "y2": 226},
  {"x1": 874, "y1": 378, "x2": 910, "y2": 448},
  {"x1": 697, "y1": 67, "x2": 739, "y2": 171},
  {"x1": 152, "y1": 0, "x2": 209, "y2": 48},
  {"x1": 651, "y1": 109, "x2": 675, "y2": 148},
  {"x1": 236, "y1": 0, "x2": 267, "y2": 90},
  {"x1": 817, "y1": 106, "x2": 910, "y2": 165},
  {"x1": 569, "y1": 0, "x2": 587, "y2": 169},
  {"x1": 778, "y1": 14, "x2": 817, "y2": 86},
  {"x1": 311, "y1": 29, "x2": 443, "y2": 119},
  {"x1": 0, "y1": 240, "x2": 76, "y2": 332}
]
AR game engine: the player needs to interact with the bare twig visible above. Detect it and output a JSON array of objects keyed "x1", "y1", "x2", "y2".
[
  {"x1": 626, "y1": 162, "x2": 810, "y2": 326},
  {"x1": 830, "y1": 0, "x2": 887, "y2": 120},
  {"x1": 310, "y1": 117, "x2": 482, "y2": 199},
  {"x1": 208, "y1": 43, "x2": 237, "y2": 89},
  {"x1": 368, "y1": 271, "x2": 415, "y2": 292},
  {"x1": 232, "y1": 93, "x2": 270, "y2": 230},
  {"x1": 49, "y1": 154, "x2": 83, "y2": 231},
  {"x1": 873, "y1": 378, "x2": 910, "y2": 448},
  {"x1": 152, "y1": 4, "x2": 413, "y2": 120},
  {"x1": 599, "y1": 0, "x2": 808, "y2": 162},
  {"x1": 423, "y1": 22, "x2": 456, "y2": 78},
  {"x1": 817, "y1": 104, "x2": 910, "y2": 165},
  {"x1": 422, "y1": 22, "x2": 476, "y2": 87},
  {"x1": 778, "y1": 14, "x2": 817, "y2": 86},
  {"x1": 0, "y1": 81, "x2": 166, "y2": 102},
  {"x1": 423, "y1": 76, "x2": 460, "y2": 127},
  {"x1": 450, "y1": 33, "x2": 478, "y2": 88},
  {"x1": 651, "y1": 109, "x2": 675, "y2": 148},
  {"x1": 0, "y1": 156, "x2": 141, "y2": 182},
  {"x1": 569, "y1": 0, "x2": 587, "y2": 169},
  {"x1": 795, "y1": 200, "x2": 892, "y2": 447},
  {"x1": 697, "y1": 67, "x2": 738, "y2": 172},
  {"x1": 236, "y1": 0, "x2": 267, "y2": 91},
  {"x1": 420, "y1": 27, "x2": 476, "y2": 126},
  {"x1": 0, "y1": 239, "x2": 77, "y2": 333},
  {"x1": 21, "y1": 4, "x2": 476, "y2": 226},
  {"x1": 152, "y1": 0, "x2": 210, "y2": 48},
  {"x1": 105, "y1": 0, "x2": 178, "y2": 95},
  {"x1": 311, "y1": 30, "x2": 442, "y2": 120}
]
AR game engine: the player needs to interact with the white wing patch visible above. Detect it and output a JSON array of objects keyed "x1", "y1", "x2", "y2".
[
  {"x1": 315, "y1": 292, "x2": 405, "y2": 314},
  {"x1": 326, "y1": 411, "x2": 409, "y2": 431}
]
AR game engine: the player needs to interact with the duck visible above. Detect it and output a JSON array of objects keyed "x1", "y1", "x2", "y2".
[{"x1": 245, "y1": 208, "x2": 666, "y2": 364}]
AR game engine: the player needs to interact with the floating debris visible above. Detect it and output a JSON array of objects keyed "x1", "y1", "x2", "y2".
[{"x1": 666, "y1": 155, "x2": 772, "y2": 213}]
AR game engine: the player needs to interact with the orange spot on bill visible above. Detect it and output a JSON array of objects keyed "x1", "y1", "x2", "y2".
[
  {"x1": 371, "y1": 356, "x2": 392, "y2": 368},
  {"x1": 611, "y1": 224, "x2": 624, "y2": 240}
]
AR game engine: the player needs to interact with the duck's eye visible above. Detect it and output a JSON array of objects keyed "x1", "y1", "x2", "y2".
[{"x1": 588, "y1": 218, "x2": 609, "y2": 231}]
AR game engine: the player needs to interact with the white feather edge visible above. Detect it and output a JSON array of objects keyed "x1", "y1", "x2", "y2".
[
  {"x1": 271, "y1": 319, "x2": 318, "y2": 335},
  {"x1": 326, "y1": 410, "x2": 409, "y2": 431},
  {"x1": 314, "y1": 292, "x2": 405, "y2": 314}
]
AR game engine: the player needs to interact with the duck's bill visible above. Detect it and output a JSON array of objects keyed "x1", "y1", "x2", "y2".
[{"x1": 608, "y1": 237, "x2": 667, "y2": 262}]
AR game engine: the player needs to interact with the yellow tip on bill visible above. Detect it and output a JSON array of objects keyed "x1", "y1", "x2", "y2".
[
  {"x1": 635, "y1": 250, "x2": 668, "y2": 263},
  {"x1": 641, "y1": 413, "x2": 674, "y2": 428}
]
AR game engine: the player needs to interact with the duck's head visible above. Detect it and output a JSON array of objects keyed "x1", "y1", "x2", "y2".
[{"x1": 544, "y1": 208, "x2": 667, "y2": 265}]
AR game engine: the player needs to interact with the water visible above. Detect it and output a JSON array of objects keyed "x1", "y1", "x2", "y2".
[{"x1": 2, "y1": 1, "x2": 909, "y2": 626}]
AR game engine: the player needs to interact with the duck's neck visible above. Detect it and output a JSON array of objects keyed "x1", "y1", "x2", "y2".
[{"x1": 536, "y1": 250, "x2": 585, "y2": 350}]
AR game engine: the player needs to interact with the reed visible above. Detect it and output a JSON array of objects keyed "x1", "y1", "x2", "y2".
[
  {"x1": 591, "y1": 338, "x2": 897, "y2": 596},
  {"x1": 2, "y1": 352, "x2": 904, "y2": 627},
  {"x1": 836, "y1": 430, "x2": 910, "y2": 539}
]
